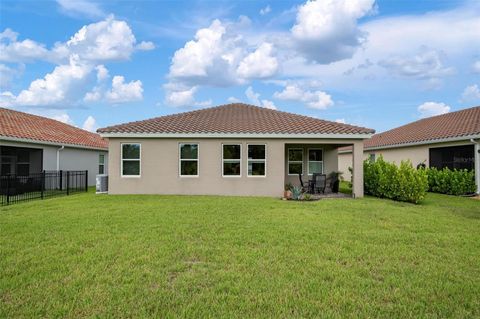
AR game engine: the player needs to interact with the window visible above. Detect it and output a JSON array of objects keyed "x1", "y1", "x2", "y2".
[
  {"x1": 429, "y1": 145, "x2": 474, "y2": 171},
  {"x1": 223, "y1": 144, "x2": 241, "y2": 177},
  {"x1": 308, "y1": 149, "x2": 323, "y2": 175},
  {"x1": 179, "y1": 143, "x2": 199, "y2": 176},
  {"x1": 99, "y1": 154, "x2": 105, "y2": 174},
  {"x1": 121, "y1": 143, "x2": 140, "y2": 177},
  {"x1": 16, "y1": 149, "x2": 30, "y2": 176},
  {"x1": 288, "y1": 148, "x2": 303, "y2": 175},
  {"x1": 248, "y1": 144, "x2": 266, "y2": 176},
  {"x1": 369, "y1": 153, "x2": 376, "y2": 162}
]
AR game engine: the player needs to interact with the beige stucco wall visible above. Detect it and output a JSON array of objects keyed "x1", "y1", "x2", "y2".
[
  {"x1": 107, "y1": 138, "x2": 364, "y2": 197},
  {"x1": 338, "y1": 139, "x2": 475, "y2": 181}
]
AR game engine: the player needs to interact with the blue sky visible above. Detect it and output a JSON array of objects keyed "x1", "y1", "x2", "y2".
[{"x1": 1, "y1": 0, "x2": 479, "y2": 133}]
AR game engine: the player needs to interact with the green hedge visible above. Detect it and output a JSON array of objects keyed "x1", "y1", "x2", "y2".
[
  {"x1": 364, "y1": 156, "x2": 428, "y2": 204},
  {"x1": 426, "y1": 167, "x2": 476, "y2": 195}
]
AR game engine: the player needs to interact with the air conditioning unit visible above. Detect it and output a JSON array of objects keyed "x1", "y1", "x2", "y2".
[{"x1": 96, "y1": 174, "x2": 108, "y2": 194}]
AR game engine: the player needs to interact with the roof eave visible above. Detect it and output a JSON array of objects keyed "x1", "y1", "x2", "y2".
[
  {"x1": 99, "y1": 132, "x2": 374, "y2": 139},
  {"x1": 338, "y1": 134, "x2": 480, "y2": 153},
  {"x1": 1, "y1": 135, "x2": 108, "y2": 151}
]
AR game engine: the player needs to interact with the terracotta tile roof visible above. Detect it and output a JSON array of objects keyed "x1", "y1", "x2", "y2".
[
  {"x1": 0, "y1": 108, "x2": 108, "y2": 149},
  {"x1": 339, "y1": 106, "x2": 480, "y2": 152},
  {"x1": 97, "y1": 103, "x2": 375, "y2": 136}
]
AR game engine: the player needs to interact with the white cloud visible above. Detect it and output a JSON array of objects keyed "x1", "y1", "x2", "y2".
[
  {"x1": 227, "y1": 96, "x2": 241, "y2": 103},
  {"x1": 378, "y1": 50, "x2": 454, "y2": 87},
  {"x1": 105, "y1": 76, "x2": 143, "y2": 103},
  {"x1": 95, "y1": 64, "x2": 109, "y2": 81},
  {"x1": 273, "y1": 84, "x2": 333, "y2": 109},
  {"x1": 13, "y1": 55, "x2": 94, "y2": 107},
  {"x1": 260, "y1": 5, "x2": 271, "y2": 15},
  {"x1": 417, "y1": 102, "x2": 450, "y2": 118},
  {"x1": 165, "y1": 86, "x2": 197, "y2": 107},
  {"x1": 166, "y1": 19, "x2": 280, "y2": 106},
  {"x1": 236, "y1": 43, "x2": 279, "y2": 79},
  {"x1": 291, "y1": 0, "x2": 375, "y2": 64},
  {"x1": 473, "y1": 61, "x2": 480, "y2": 73},
  {"x1": 0, "y1": 63, "x2": 24, "y2": 89},
  {"x1": 82, "y1": 115, "x2": 97, "y2": 132},
  {"x1": 461, "y1": 84, "x2": 480, "y2": 103},
  {"x1": 0, "y1": 28, "x2": 50, "y2": 63},
  {"x1": 52, "y1": 113, "x2": 75, "y2": 125},
  {"x1": 56, "y1": 0, "x2": 105, "y2": 18},
  {"x1": 0, "y1": 17, "x2": 149, "y2": 108},
  {"x1": 245, "y1": 86, "x2": 276, "y2": 109},
  {"x1": 335, "y1": 118, "x2": 346, "y2": 124},
  {"x1": 136, "y1": 41, "x2": 155, "y2": 51}
]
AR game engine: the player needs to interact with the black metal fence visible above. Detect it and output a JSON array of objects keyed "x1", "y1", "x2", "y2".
[{"x1": 0, "y1": 170, "x2": 88, "y2": 206}]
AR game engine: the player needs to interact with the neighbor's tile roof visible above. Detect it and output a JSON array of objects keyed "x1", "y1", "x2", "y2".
[
  {"x1": 97, "y1": 103, "x2": 375, "y2": 135},
  {"x1": 0, "y1": 108, "x2": 108, "y2": 149},
  {"x1": 340, "y1": 106, "x2": 480, "y2": 151}
]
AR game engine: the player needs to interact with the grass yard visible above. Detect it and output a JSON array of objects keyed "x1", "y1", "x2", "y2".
[{"x1": 1, "y1": 190, "x2": 479, "y2": 318}]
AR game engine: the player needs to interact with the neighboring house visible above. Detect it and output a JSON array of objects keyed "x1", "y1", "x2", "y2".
[
  {"x1": 97, "y1": 103, "x2": 375, "y2": 197},
  {"x1": 338, "y1": 106, "x2": 480, "y2": 193},
  {"x1": 0, "y1": 108, "x2": 108, "y2": 186}
]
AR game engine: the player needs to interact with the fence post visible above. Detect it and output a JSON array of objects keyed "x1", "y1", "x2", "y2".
[
  {"x1": 41, "y1": 171, "x2": 45, "y2": 199},
  {"x1": 59, "y1": 170, "x2": 63, "y2": 191},
  {"x1": 85, "y1": 170, "x2": 88, "y2": 192},
  {"x1": 66, "y1": 171, "x2": 70, "y2": 196},
  {"x1": 6, "y1": 175, "x2": 10, "y2": 205}
]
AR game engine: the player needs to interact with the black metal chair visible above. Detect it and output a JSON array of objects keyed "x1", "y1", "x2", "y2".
[
  {"x1": 313, "y1": 173, "x2": 326, "y2": 194},
  {"x1": 298, "y1": 174, "x2": 311, "y2": 193}
]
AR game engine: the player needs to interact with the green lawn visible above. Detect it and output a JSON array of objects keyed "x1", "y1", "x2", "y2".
[{"x1": 1, "y1": 190, "x2": 479, "y2": 318}]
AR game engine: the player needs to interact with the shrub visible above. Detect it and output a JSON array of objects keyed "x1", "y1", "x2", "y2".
[
  {"x1": 364, "y1": 156, "x2": 428, "y2": 204},
  {"x1": 426, "y1": 167, "x2": 476, "y2": 195}
]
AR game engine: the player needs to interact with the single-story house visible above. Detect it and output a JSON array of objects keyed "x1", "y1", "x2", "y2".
[
  {"x1": 0, "y1": 108, "x2": 108, "y2": 186},
  {"x1": 97, "y1": 103, "x2": 375, "y2": 197},
  {"x1": 338, "y1": 105, "x2": 480, "y2": 194}
]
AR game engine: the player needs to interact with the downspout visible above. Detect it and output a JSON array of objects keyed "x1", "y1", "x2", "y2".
[
  {"x1": 56, "y1": 145, "x2": 65, "y2": 171},
  {"x1": 470, "y1": 139, "x2": 480, "y2": 194}
]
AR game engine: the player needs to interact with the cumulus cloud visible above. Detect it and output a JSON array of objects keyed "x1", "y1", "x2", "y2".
[
  {"x1": 236, "y1": 43, "x2": 279, "y2": 79},
  {"x1": 335, "y1": 118, "x2": 346, "y2": 124},
  {"x1": 273, "y1": 83, "x2": 333, "y2": 109},
  {"x1": 0, "y1": 63, "x2": 24, "y2": 89},
  {"x1": 0, "y1": 28, "x2": 50, "y2": 63},
  {"x1": 461, "y1": 84, "x2": 480, "y2": 103},
  {"x1": 417, "y1": 102, "x2": 450, "y2": 118},
  {"x1": 166, "y1": 19, "x2": 279, "y2": 107},
  {"x1": 105, "y1": 76, "x2": 143, "y2": 103},
  {"x1": 52, "y1": 113, "x2": 75, "y2": 125},
  {"x1": 245, "y1": 86, "x2": 276, "y2": 109},
  {"x1": 291, "y1": 0, "x2": 375, "y2": 64},
  {"x1": 12, "y1": 55, "x2": 94, "y2": 107},
  {"x1": 56, "y1": 0, "x2": 105, "y2": 19},
  {"x1": 82, "y1": 115, "x2": 97, "y2": 131},
  {"x1": 0, "y1": 17, "x2": 149, "y2": 108}
]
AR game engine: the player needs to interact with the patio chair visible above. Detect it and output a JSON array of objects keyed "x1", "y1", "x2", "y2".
[
  {"x1": 298, "y1": 174, "x2": 311, "y2": 193},
  {"x1": 313, "y1": 173, "x2": 326, "y2": 194}
]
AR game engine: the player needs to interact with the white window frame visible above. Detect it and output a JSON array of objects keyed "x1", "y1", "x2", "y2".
[
  {"x1": 307, "y1": 148, "x2": 324, "y2": 175},
  {"x1": 222, "y1": 143, "x2": 242, "y2": 178},
  {"x1": 121, "y1": 143, "x2": 141, "y2": 178},
  {"x1": 99, "y1": 154, "x2": 105, "y2": 175},
  {"x1": 247, "y1": 144, "x2": 267, "y2": 177},
  {"x1": 179, "y1": 143, "x2": 199, "y2": 178},
  {"x1": 288, "y1": 148, "x2": 304, "y2": 176}
]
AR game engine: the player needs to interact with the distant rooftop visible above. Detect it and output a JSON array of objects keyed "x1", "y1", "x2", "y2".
[{"x1": 0, "y1": 108, "x2": 108, "y2": 150}]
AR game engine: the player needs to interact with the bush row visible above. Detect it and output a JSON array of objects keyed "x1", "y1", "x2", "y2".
[
  {"x1": 426, "y1": 167, "x2": 476, "y2": 195},
  {"x1": 364, "y1": 157, "x2": 428, "y2": 204}
]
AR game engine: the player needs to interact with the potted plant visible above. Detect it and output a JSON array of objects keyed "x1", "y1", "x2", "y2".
[{"x1": 284, "y1": 183, "x2": 293, "y2": 199}]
